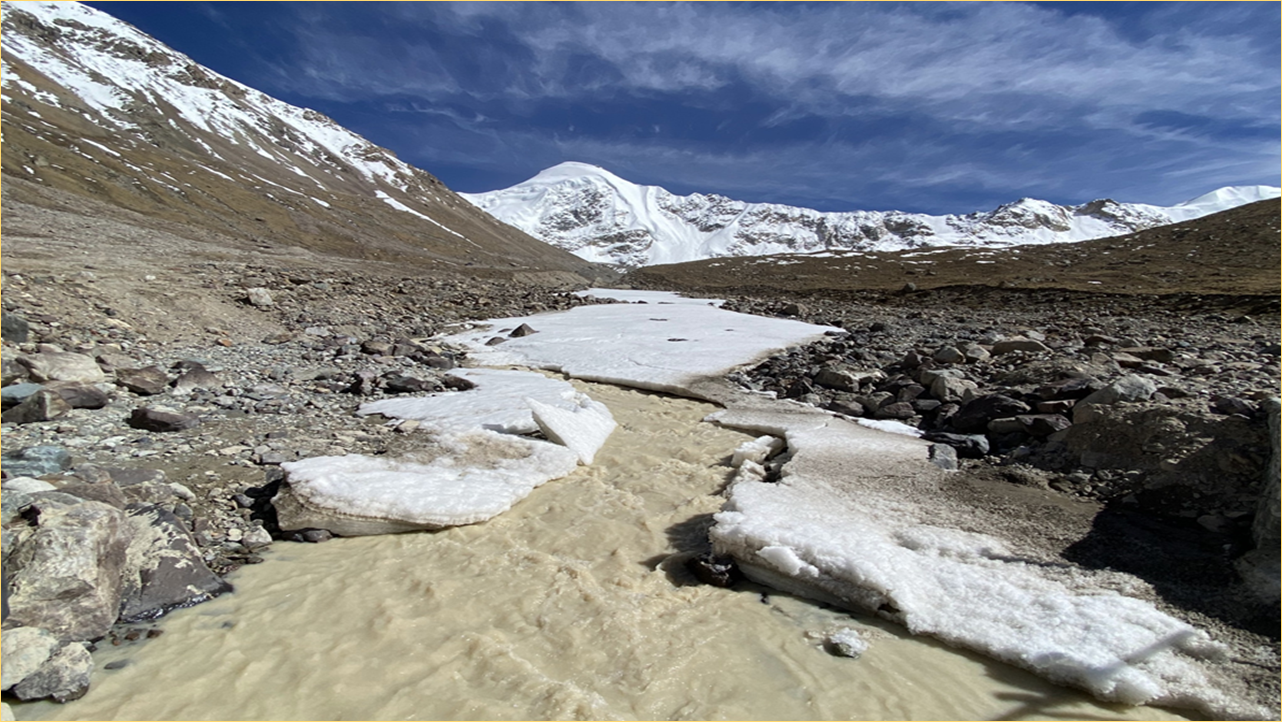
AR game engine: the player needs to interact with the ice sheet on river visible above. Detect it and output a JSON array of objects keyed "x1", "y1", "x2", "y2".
[
  {"x1": 445, "y1": 293, "x2": 836, "y2": 397},
  {"x1": 275, "y1": 369, "x2": 615, "y2": 536},
  {"x1": 708, "y1": 401, "x2": 1256, "y2": 719}
]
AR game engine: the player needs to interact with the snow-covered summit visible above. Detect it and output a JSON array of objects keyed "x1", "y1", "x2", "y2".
[{"x1": 463, "y1": 162, "x2": 1280, "y2": 268}]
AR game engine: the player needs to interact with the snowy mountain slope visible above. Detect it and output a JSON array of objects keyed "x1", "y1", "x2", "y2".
[
  {"x1": 0, "y1": 1, "x2": 603, "y2": 281},
  {"x1": 462, "y1": 162, "x2": 1280, "y2": 268}
]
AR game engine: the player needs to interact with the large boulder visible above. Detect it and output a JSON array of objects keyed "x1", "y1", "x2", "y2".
[
  {"x1": 0, "y1": 389, "x2": 70, "y2": 424},
  {"x1": 3, "y1": 495, "x2": 133, "y2": 642},
  {"x1": 951, "y1": 394, "x2": 1031, "y2": 434},
  {"x1": 118, "y1": 505, "x2": 232, "y2": 622},
  {"x1": 9, "y1": 642, "x2": 92, "y2": 703},
  {"x1": 17, "y1": 352, "x2": 106, "y2": 384}
]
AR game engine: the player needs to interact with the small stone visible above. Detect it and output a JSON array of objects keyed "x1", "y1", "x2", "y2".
[
  {"x1": 685, "y1": 552, "x2": 742, "y2": 587},
  {"x1": 485, "y1": 337, "x2": 506, "y2": 346},
  {"x1": 241, "y1": 525, "x2": 273, "y2": 550},
  {"x1": 127, "y1": 407, "x2": 201, "y2": 432},
  {"x1": 116, "y1": 366, "x2": 169, "y2": 396},
  {"x1": 921, "y1": 431, "x2": 990, "y2": 458},
  {"x1": 932, "y1": 346, "x2": 965, "y2": 364},
  {"x1": 823, "y1": 628, "x2": 869, "y2": 659},
  {"x1": 991, "y1": 337, "x2": 1050, "y2": 355},
  {"x1": 300, "y1": 529, "x2": 334, "y2": 543},
  {"x1": 244, "y1": 287, "x2": 274, "y2": 307},
  {"x1": 172, "y1": 367, "x2": 220, "y2": 391}
]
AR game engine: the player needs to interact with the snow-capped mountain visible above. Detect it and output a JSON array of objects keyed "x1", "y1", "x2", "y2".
[
  {"x1": 0, "y1": 2, "x2": 602, "y2": 280},
  {"x1": 463, "y1": 162, "x2": 1280, "y2": 268}
]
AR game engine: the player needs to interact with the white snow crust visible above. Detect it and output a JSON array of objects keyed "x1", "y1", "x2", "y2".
[
  {"x1": 463, "y1": 161, "x2": 1281, "y2": 268},
  {"x1": 708, "y1": 406, "x2": 1252, "y2": 719},
  {"x1": 527, "y1": 396, "x2": 617, "y2": 465},
  {"x1": 279, "y1": 432, "x2": 580, "y2": 529},
  {"x1": 281, "y1": 368, "x2": 614, "y2": 531},
  {"x1": 357, "y1": 368, "x2": 579, "y2": 434},
  {"x1": 444, "y1": 297, "x2": 837, "y2": 397}
]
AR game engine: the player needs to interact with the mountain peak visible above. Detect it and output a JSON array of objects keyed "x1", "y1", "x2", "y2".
[{"x1": 465, "y1": 163, "x2": 1280, "y2": 268}]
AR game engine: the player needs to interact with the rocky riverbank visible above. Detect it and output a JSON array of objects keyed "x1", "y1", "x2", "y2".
[{"x1": 1, "y1": 261, "x2": 1277, "y2": 712}]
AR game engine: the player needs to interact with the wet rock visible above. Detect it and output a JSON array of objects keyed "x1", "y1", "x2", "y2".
[
  {"x1": 2, "y1": 312, "x2": 30, "y2": 343},
  {"x1": 300, "y1": 529, "x2": 333, "y2": 543},
  {"x1": 1, "y1": 626, "x2": 60, "y2": 690},
  {"x1": 686, "y1": 552, "x2": 742, "y2": 587},
  {"x1": 3, "y1": 497, "x2": 131, "y2": 642},
  {"x1": 18, "y1": 352, "x2": 106, "y2": 384},
  {"x1": 1, "y1": 389, "x2": 70, "y2": 424},
  {"x1": 2, "y1": 445, "x2": 73, "y2": 477},
  {"x1": 118, "y1": 505, "x2": 232, "y2": 622},
  {"x1": 10, "y1": 642, "x2": 92, "y2": 703},
  {"x1": 127, "y1": 407, "x2": 200, "y2": 432},
  {"x1": 823, "y1": 628, "x2": 868, "y2": 659}
]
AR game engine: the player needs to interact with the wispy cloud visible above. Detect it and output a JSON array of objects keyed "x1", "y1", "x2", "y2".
[{"x1": 230, "y1": 1, "x2": 1278, "y2": 212}]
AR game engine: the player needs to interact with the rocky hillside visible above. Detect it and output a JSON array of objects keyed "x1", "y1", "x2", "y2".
[
  {"x1": 0, "y1": 1, "x2": 609, "y2": 285},
  {"x1": 462, "y1": 161, "x2": 1279, "y2": 268},
  {"x1": 626, "y1": 198, "x2": 1282, "y2": 301}
]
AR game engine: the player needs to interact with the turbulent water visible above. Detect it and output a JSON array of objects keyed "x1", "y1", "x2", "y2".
[{"x1": 14, "y1": 381, "x2": 1188, "y2": 721}]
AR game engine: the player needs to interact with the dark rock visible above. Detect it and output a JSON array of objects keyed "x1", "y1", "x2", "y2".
[
  {"x1": 172, "y1": 367, "x2": 220, "y2": 391},
  {"x1": 1035, "y1": 376, "x2": 1101, "y2": 400},
  {"x1": 127, "y1": 407, "x2": 200, "y2": 432},
  {"x1": 441, "y1": 375, "x2": 476, "y2": 392},
  {"x1": 300, "y1": 529, "x2": 333, "y2": 543},
  {"x1": 2, "y1": 445, "x2": 73, "y2": 477},
  {"x1": 1, "y1": 389, "x2": 70, "y2": 424},
  {"x1": 2, "y1": 312, "x2": 30, "y2": 343},
  {"x1": 1035, "y1": 399, "x2": 1076, "y2": 415},
  {"x1": 874, "y1": 401, "x2": 915, "y2": 420},
  {"x1": 414, "y1": 351, "x2": 455, "y2": 370},
  {"x1": 10, "y1": 642, "x2": 92, "y2": 703},
  {"x1": 118, "y1": 505, "x2": 232, "y2": 622},
  {"x1": 116, "y1": 366, "x2": 170, "y2": 396},
  {"x1": 932, "y1": 346, "x2": 965, "y2": 364},
  {"x1": 46, "y1": 382, "x2": 110, "y2": 409},
  {"x1": 826, "y1": 399, "x2": 866, "y2": 418},
  {"x1": 485, "y1": 337, "x2": 506, "y2": 346},
  {"x1": 951, "y1": 394, "x2": 1031, "y2": 434},
  {"x1": 509, "y1": 323, "x2": 537, "y2": 337},
  {"x1": 921, "y1": 431, "x2": 990, "y2": 458},
  {"x1": 382, "y1": 373, "x2": 439, "y2": 395},
  {"x1": 1211, "y1": 396, "x2": 1256, "y2": 417},
  {"x1": 1, "y1": 382, "x2": 43, "y2": 408},
  {"x1": 1017, "y1": 414, "x2": 1072, "y2": 437},
  {"x1": 1117, "y1": 346, "x2": 1174, "y2": 364},
  {"x1": 685, "y1": 552, "x2": 742, "y2": 587},
  {"x1": 361, "y1": 340, "x2": 394, "y2": 356}
]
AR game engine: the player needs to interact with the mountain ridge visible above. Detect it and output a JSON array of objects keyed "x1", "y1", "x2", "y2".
[
  {"x1": 0, "y1": 1, "x2": 607, "y2": 284},
  {"x1": 463, "y1": 161, "x2": 1280, "y2": 269}
]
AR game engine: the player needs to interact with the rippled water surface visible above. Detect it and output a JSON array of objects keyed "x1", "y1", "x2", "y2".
[{"x1": 16, "y1": 382, "x2": 1189, "y2": 720}]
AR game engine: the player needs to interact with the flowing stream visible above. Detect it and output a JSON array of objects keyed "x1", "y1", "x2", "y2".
[{"x1": 15, "y1": 381, "x2": 1189, "y2": 720}]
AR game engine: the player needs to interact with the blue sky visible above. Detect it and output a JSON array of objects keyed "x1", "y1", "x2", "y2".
[{"x1": 88, "y1": 1, "x2": 1280, "y2": 214}]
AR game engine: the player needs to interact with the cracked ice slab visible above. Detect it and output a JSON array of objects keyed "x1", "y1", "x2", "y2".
[
  {"x1": 708, "y1": 401, "x2": 1255, "y2": 720},
  {"x1": 444, "y1": 297, "x2": 836, "y2": 398},
  {"x1": 276, "y1": 368, "x2": 614, "y2": 536}
]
